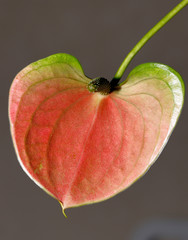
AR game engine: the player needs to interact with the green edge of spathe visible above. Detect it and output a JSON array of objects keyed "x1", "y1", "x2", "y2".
[
  {"x1": 120, "y1": 62, "x2": 185, "y2": 96},
  {"x1": 31, "y1": 53, "x2": 85, "y2": 75}
]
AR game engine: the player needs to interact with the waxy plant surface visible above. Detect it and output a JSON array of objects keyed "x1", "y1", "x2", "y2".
[{"x1": 9, "y1": 53, "x2": 184, "y2": 209}]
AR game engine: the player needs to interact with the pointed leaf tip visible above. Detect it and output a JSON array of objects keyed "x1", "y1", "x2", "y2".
[{"x1": 59, "y1": 201, "x2": 68, "y2": 218}]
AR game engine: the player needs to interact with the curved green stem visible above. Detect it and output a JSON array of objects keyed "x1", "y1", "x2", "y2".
[{"x1": 113, "y1": 0, "x2": 188, "y2": 82}]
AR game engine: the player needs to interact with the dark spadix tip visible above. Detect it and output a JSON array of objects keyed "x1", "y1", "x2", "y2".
[{"x1": 88, "y1": 77, "x2": 111, "y2": 95}]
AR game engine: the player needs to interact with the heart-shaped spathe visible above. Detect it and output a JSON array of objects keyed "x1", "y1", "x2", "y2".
[{"x1": 9, "y1": 53, "x2": 184, "y2": 210}]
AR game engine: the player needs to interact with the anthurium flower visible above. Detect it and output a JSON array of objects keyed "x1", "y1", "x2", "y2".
[
  {"x1": 9, "y1": 0, "x2": 187, "y2": 215},
  {"x1": 9, "y1": 53, "x2": 184, "y2": 211}
]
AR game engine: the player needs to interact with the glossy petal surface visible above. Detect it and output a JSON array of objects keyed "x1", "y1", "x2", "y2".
[{"x1": 9, "y1": 54, "x2": 184, "y2": 209}]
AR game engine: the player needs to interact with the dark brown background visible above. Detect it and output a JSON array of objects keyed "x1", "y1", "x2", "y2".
[{"x1": 1, "y1": 0, "x2": 188, "y2": 239}]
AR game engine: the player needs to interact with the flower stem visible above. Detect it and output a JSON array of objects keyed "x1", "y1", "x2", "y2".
[{"x1": 113, "y1": 0, "x2": 188, "y2": 83}]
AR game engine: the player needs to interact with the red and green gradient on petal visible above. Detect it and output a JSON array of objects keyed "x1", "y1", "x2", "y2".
[{"x1": 9, "y1": 53, "x2": 184, "y2": 212}]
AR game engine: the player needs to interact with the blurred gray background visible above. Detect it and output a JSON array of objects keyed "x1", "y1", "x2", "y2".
[{"x1": 1, "y1": 0, "x2": 188, "y2": 239}]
